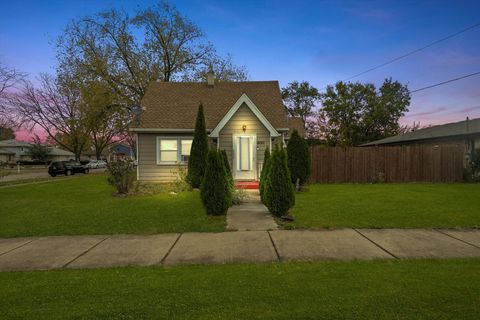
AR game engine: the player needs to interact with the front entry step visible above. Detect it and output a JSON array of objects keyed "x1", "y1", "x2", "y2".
[{"x1": 235, "y1": 181, "x2": 259, "y2": 189}]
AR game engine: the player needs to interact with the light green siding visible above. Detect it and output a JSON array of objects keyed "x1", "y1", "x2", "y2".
[
  {"x1": 137, "y1": 133, "x2": 192, "y2": 182},
  {"x1": 219, "y1": 103, "x2": 271, "y2": 180}
]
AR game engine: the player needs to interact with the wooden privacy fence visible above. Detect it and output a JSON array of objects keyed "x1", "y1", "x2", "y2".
[{"x1": 310, "y1": 145, "x2": 466, "y2": 183}]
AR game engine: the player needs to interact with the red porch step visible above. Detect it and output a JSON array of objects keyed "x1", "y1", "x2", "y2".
[{"x1": 235, "y1": 181, "x2": 259, "y2": 189}]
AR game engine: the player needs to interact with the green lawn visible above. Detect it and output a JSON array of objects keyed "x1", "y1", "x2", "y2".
[
  {"x1": 0, "y1": 175, "x2": 224, "y2": 237},
  {"x1": 1, "y1": 259, "x2": 479, "y2": 319},
  {"x1": 286, "y1": 183, "x2": 480, "y2": 229}
]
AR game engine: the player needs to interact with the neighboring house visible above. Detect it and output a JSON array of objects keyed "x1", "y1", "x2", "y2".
[
  {"x1": 0, "y1": 139, "x2": 74, "y2": 163},
  {"x1": 131, "y1": 72, "x2": 299, "y2": 182},
  {"x1": 362, "y1": 117, "x2": 480, "y2": 151},
  {"x1": 83, "y1": 144, "x2": 134, "y2": 161},
  {"x1": 0, "y1": 149, "x2": 15, "y2": 163},
  {"x1": 109, "y1": 143, "x2": 134, "y2": 161},
  {"x1": 47, "y1": 147, "x2": 75, "y2": 162},
  {"x1": 0, "y1": 140, "x2": 34, "y2": 162}
]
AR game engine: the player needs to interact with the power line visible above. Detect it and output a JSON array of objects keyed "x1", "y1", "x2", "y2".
[
  {"x1": 344, "y1": 22, "x2": 480, "y2": 81},
  {"x1": 322, "y1": 21, "x2": 480, "y2": 89},
  {"x1": 410, "y1": 71, "x2": 480, "y2": 94}
]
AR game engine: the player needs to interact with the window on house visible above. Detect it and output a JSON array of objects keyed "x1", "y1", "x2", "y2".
[
  {"x1": 157, "y1": 138, "x2": 193, "y2": 164},
  {"x1": 181, "y1": 140, "x2": 193, "y2": 162},
  {"x1": 159, "y1": 140, "x2": 178, "y2": 162}
]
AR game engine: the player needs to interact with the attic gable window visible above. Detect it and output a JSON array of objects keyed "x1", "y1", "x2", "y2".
[{"x1": 156, "y1": 137, "x2": 192, "y2": 165}]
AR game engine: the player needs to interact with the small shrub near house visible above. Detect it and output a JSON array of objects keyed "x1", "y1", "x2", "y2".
[
  {"x1": 232, "y1": 188, "x2": 249, "y2": 205},
  {"x1": 0, "y1": 162, "x2": 9, "y2": 180},
  {"x1": 187, "y1": 104, "x2": 209, "y2": 188},
  {"x1": 264, "y1": 147, "x2": 295, "y2": 216},
  {"x1": 201, "y1": 149, "x2": 231, "y2": 215},
  {"x1": 106, "y1": 159, "x2": 136, "y2": 195},
  {"x1": 259, "y1": 147, "x2": 271, "y2": 203},
  {"x1": 287, "y1": 129, "x2": 310, "y2": 190}
]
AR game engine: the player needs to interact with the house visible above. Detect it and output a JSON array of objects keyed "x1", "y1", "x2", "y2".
[
  {"x1": 82, "y1": 143, "x2": 134, "y2": 161},
  {"x1": 130, "y1": 72, "x2": 298, "y2": 182},
  {"x1": 0, "y1": 149, "x2": 15, "y2": 163},
  {"x1": 362, "y1": 117, "x2": 480, "y2": 152},
  {"x1": 0, "y1": 139, "x2": 32, "y2": 162},
  {"x1": 108, "y1": 143, "x2": 134, "y2": 161},
  {"x1": 0, "y1": 139, "x2": 75, "y2": 163},
  {"x1": 47, "y1": 147, "x2": 75, "y2": 162}
]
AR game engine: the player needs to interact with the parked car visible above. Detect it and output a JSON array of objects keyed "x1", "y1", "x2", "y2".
[
  {"x1": 48, "y1": 161, "x2": 89, "y2": 177},
  {"x1": 96, "y1": 160, "x2": 107, "y2": 168},
  {"x1": 85, "y1": 160, "x2": 107, "y2": 169}
]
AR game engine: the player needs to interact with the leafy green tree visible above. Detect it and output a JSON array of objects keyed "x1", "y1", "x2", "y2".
[
  {"x1": 282, "y1": 81, "x2": 320, "y2": 129},
  {"x1": 264, "y1": 147, "x2": 295, "y2": 216},
  {"x1": 80, "y1": 81, "x2": 130, "y2": 159},
  {"x1": 201, "y1": 149, "x2": 231, "y2": 215},
  {"x1": 287, "y1": 130, "x2": 311, "y2": 190},
  {"x1": 320, "y1": 78, "x2": 410, "y2": 146},
  {"x1": 26, "y1": 135, "x2": 51, "y2": 163},
  {"x1": 56, "y1": 2, "x2": 247, "y2": 107},
  {"x1": 187, "y1": 104, "x2": 209, "y2": 188},
  {"x1": 259, "y1": 147, "x2": 270, "y2": 202}
]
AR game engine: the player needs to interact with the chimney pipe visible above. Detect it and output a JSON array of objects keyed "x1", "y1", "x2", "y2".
[{"x1": 207, "y1": 67, "x2": 214, "y2": 87}]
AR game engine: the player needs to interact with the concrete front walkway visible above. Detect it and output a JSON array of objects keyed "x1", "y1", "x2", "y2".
[
  {"x1": 226, "y1": 190, "x2": 278, "y2": 231},
  {"x1": 0, "y1": 229, "x2": 479, "y2": 272}
]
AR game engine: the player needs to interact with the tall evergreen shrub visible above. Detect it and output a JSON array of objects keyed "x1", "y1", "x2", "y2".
[
  {"x1": 287, "y1": 129, "x2": 311, "y2": 190},
  {"x1": 264, "y1": 147, "x2": 295, "y2": 216},
  {"x1": 259, "y1": 147, "x2": 270, "y2": 203},
  {"x1": 187, "y1": 104, "x2": 209, "y2": 188},
  {"x1": 201, "y1": 149, "x2": 231, "y2": 215},
  {"x1": 220, "y1": 149, "x2": 233, "y2": 206}
]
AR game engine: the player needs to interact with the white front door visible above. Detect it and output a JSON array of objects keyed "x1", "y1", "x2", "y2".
[{"x1": 233, "y1": 134, "x2": 256, "y2": 180}]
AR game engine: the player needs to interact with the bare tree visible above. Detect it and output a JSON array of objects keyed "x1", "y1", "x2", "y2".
[
  {"x1": 0, "y1": 62, "x2": 26, "y2": 129},
  {"x1": 132, "y1": 2, "x2": 213, "y2": 82},
  {"x1": 398, "y1": 121, "x2": 422, "y2": 134},
  {"x1": 9, "y1": 74, "x2": 88, "y2": 160},
  {"x1": 182, "y1": 53, "x2": 248, "y2": 82}
]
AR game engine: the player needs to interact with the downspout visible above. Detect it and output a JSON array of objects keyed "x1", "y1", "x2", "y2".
[{"x1": 136, "y1": 133, "x2": 139, "y2": 181}]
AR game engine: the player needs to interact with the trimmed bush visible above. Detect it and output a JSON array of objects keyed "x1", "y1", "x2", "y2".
[
  {"x1": 259, "y1": 147, "x2": 270, "y2": 203},
  {"x1": 106, "y1": 159, "x2": 136, "y2": 195},
  {"x1": 201, "y1": 149, "x2": 231, "y2": 215},
  {"x1": 187, "y1": 104, "x2": 209, "y2": 188},
  {"x1": 287, "y1": 129, "x2": 311, "y2": 190},
  {"x1": 264, "y1": 147, "x2": 295, "y2": 216}
]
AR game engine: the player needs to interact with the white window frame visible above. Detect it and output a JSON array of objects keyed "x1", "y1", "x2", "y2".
[{"x1": 156, "y1": 136, "x2": 193, "y2": 165}]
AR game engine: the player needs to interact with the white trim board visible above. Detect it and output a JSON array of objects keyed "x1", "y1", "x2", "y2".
[
  {"x1": 209, "y1": 93, "x2": 281, "y2": 138},
  {"x1": 130, "y1": 128, "x2": 212, "y2": 133}
]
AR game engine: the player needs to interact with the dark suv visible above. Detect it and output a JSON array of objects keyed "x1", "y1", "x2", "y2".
[{"x1": 48, "y1": 161, "x2": 89, "y2": 177}]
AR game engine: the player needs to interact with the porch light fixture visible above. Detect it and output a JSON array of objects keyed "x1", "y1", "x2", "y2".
[{"x1": 242, "y1": 125, "x2": 247, "y2": 132}]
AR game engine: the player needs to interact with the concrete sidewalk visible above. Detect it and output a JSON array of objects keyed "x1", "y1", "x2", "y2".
[{"x1": 0, "y1": 229, "x2": 479, "y2": 272}]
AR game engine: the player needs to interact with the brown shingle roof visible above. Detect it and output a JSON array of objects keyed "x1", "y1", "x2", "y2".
[
  {"x1": 286, "y1": 117, "x2": 305, "y2": 137},
  {"x1": 137, "y1": 81, "x2": 288, "y2": 130}
]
